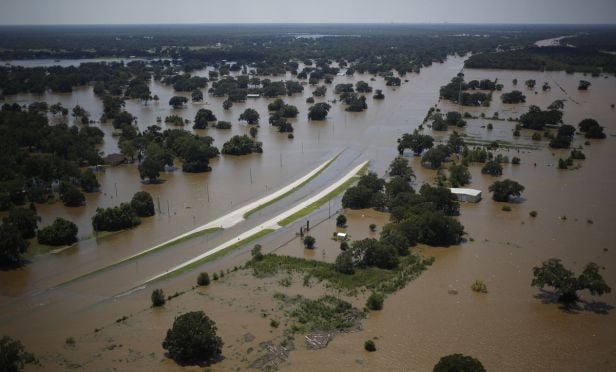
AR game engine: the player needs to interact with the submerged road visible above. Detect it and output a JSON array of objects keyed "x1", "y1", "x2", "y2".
[{"x1": 144, "y1": 160, "x2": 368, "y2": 283}]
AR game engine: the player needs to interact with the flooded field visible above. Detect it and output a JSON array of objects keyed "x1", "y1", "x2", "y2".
[{"x1": 1, "y1": 51, "x2": 615, "y2": 371}]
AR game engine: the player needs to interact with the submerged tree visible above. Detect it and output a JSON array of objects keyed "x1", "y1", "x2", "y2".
[
  {"x1": 488, "y1": 179, "x2": 524, "y2": 202},
  {"x1": 433, "y1": 354, "x2": 486, "y2": 372},
  {"x1": 531, "y1": 259, "x2": 611, "y2": 303}
]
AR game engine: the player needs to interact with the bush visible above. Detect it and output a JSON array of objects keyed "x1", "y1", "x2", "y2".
[
  {"x1": 511, "y1": 157, "x2": 521, "y2": 165},
  {"x1": 529, "y1": 210, "x2": 538, "y2": 217},
  {"x1": 303, "y1": 235, "x2": 316, "y2": 249},
  {"x1": 131, "y1": 191, "x2": 155, "y2": 217},
  {"x1": 251, "y1": 244, "x2": 264, "y2": 261},
  {"x1": 481, "y1": 161, "x2": 503, "y2": 176},
  {"x1": 502, "y1": 205, "x2": 512, "y2": 212},
  {"x1": 369, "y1": 223, "x2": 377, "y2": 232},
  {"x1": 162, "y1": 311, "x2": 223, "y2": 365},
  {"x1": 339, "y1": 241, "x2": 349, "y2": 251},
  {"x1": 471, "y1": 280, "x2": 488, "y2": 293},
  {"x1": 336, "y1": 214, "x2": 347, "y2": 227},
  {"x1": 212, "y1": 272, "x2": 219, "y2": 280},
  {"x1": 366, "y1": 292, "x2": 384, "y2": 310},
  {"x1": 37, "y1": 218, "x2": 78, "y2": 246},
  {"x1": 434, "y1": 354, "x2": 486, "y2": 372},
  {"x1": 151, "y1": 289, "x2": 165, "y2": 307},
  {"x1": 197, "y1": 272, "x2": 210, "y2": 286},
  {"x1": 364, "y1": 340, "x2": 376, "y2": 352},
  {"x1": 270, "y1": 319, "x2": 279, "y2": 328}
]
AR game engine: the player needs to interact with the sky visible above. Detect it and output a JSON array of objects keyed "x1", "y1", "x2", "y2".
[{"x1": 0, "y1": 0, "x2": 615, "y2": 25}]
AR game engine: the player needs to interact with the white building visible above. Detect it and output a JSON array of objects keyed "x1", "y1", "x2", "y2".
[{"x1": 450, "y1": 188, "x2": 482, "y2": 203}]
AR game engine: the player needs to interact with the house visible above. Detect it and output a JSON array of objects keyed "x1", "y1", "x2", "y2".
[{"x1": 449, "y1": 188, "x2": 482, "y2": 203}]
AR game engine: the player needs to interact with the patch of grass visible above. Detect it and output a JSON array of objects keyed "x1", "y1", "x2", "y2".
[
  {"x1": 246, "y1": 253, "x2": 430, "y2": 295},
  {"x1": 502, "y1": 205, "x2": 512, "y2": 212},
  {"x1": 244, "y1": 153, "x2": 340, "y2": 218},
  {"x1": 273, "y1": 294, "x2": 364, "y2": 333},
  {"x1": 278, "y1": 163, "x2": 368, "y2": 226},
  {"x1": 364, "y1": 340, "x2": 376, "y2": 352},
  {"x1": 154, "y1": 229, "x2": 275, "y2": 281}
]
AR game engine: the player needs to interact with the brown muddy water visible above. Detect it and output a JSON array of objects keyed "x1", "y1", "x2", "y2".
[{"x1": 1, "y1": 53, "x2": 616, "y2": 371}]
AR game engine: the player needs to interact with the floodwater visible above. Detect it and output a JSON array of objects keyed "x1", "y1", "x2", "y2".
[{"x1": 1, "y1": 49, "x2": 615, "y2": 371}]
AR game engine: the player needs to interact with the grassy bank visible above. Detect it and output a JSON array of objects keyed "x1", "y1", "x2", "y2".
[
  {"x1": 153, "y1": 228, "x2": 275, "y2": 282},
  {"x1": 277, "y1": 163, "x2": 368, "y2": 226}
]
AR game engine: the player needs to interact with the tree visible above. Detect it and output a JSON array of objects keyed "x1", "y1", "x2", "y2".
[
  {"x1": 303, "y1": 235, "x2": 316, "y2": 249},
  {"x1": 279, "y1": 104, "x2": 299, "y2": 118},
  {"x1": 131, "y1": 191, "x2": 155, "y2": 217},
  {"x1": 162, "y1": 311, "x2": 223, "y2": 365},
  {"x1": 3, "y1": 207, "x2": 40, "y2": 239},
  {"x1": 191, "y1": 89, "x2": 203, "y2": 102},
  {"x1": 366, "y1": 292, "x2": 384, "y2": 310},
  {"x1": 488, "y1": 179, "x2": 524, "y2": 202},
  {"x1": 307, "y1": 102, "x2": 331, "y2": 120},
  {"x1": 59, "y1": 182, "x2": 85, "y2": 207},
  {"x1": 448, "y1": 164, "x2": 471, "y2": 187},
  {"x1": 336, "y1": 214, "x2": 347, "y2": 227},
  {"x1": 221, "y1": 135, "x2": 262, "y2": 155},
  {"x1": 0, "y1": 224, "x2": 29, "y2": 266},
  {"x1": 397, "y1": 130, "x2": 434, "y2": 155},
  {"x1": 531, "y1": 259, "x2": 611, "y2": 303},
  {"x1": 481, "y1": 161, "x2": 503, "y2": 176},
  {"x1": 578, "y1": 80, "x2": 591, "y2": 90},
  {"x1": 249, "y1": 126, "x2": 258, "y2": 139},
  {"x1": 334, "y1": 251, "x2": 355, "y2": 274},
  {"x1": 433, "y1": 354, "x2": 486, "y2": 372},
  {"x1": 501, "y1": 90, "x2": 526, "y2": 103},
  {"x1": 388, "y1": 157, "x2": 415, "y2": 181},
  {"x1": 193, "y1": 109, "x2": 217, "y2": 129},
  {"x1": 151, "y1": 289, "x2": 166, "y2": 307},
  {"x1": 80, "y1": 168, "x2": 100, "y2": 193},
  {"x1": 222, "y1": 99, "x2": 232, "y2": 110},
  {"x1": 92, "y1": 203, "x2": 140, "y2": 232},
  {"x1": 169, "y1": 96, "x2": 188, "y2": 108},
  {"x1": 251, "y1": 244, "x2": 264, "y2": 261},
  {"x1": 586, "y1": 125, "x2": 606, "y2": 139},
  {"x1": 0, "y1": 336, "x2": 38, "y2": 372},
  {"x1": 373, "y1": 89, "x2": 385, "y2": 99},
  {"x1": 421, "y1": 146, "x2": 449, "y2": 169},
  {"x1": 578, "y1": 118, "x2": 599, "y2": 132},
  {"x1": 37, "y1": 218, "x2": 78, "y2": 246},
  {"x1": 239, "y1": 108, "x2": 260, "y2": 124}
]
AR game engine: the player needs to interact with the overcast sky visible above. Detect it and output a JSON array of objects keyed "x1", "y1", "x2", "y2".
[{"x1": 1, "y1": 0, "x2": 615, "y2": 25}]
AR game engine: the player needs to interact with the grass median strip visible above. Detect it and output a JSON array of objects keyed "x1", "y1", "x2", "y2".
[
  {"x1": 152, "y1": 228, "x2": 275, "y2": 282},
  {"x1": 243, "y1": 153, "x2": 341, "y2": 219},
  {"x1": 57, "y1": 227, "x2": 223, "y2": 287},
  {"x1": 277, "y1": 163, "x2": 368, "y2": 226}
]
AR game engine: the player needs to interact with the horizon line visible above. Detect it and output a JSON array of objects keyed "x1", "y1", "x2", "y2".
[{"x1": 0, "y1": 22, "x2": 615, "y2": 27}]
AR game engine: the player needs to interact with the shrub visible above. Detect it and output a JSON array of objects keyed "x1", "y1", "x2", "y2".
[
  {"x1": 366, "y1": 292, "x2": 384, "y2": 310},
  {"x1": 339, "y1": 241, "x2": 349, "y2": 251},
  {"x1": 37, "y1": 218, "x2": 78, "y2": 246},
  {"x1": 162, "y1": 311, "x2": 223, "y2": 365},
  {"x1": 151, "y1": 289, "x2": 165, "y2": 307},
  {"x1": 251, "y1": 244, "x2": 264, "y2": 261},
  {"x1": 303, "y1": 236, "x2": 316, "y2": 249},
  {"x1": 369, "y1": 223, "x2": 377, "y2": 232},
  {"x1": 511, "y1": 157, "x2": 521, "y2": 165},
  {"x1": 532, "y1": 132, "x2": 542, "y2": 141},
  {"x1": 502, "y1": 205, "x2": 512, "y2": 212},
  {"x1": 270, "y1": 319, "x2": 279, "y2": 328},
  {"x1": 471, "y1": 280, "x2": 488, "y2": 293},
  {"x1": 364, "y1": 340, "x2": 376, "y2": 352},
  {"x1": 197, "y1": 272, "x2": 210, "y2": 286},
  {"x1": 530, "y1": 210, "x2": 538, "y2": 217}
]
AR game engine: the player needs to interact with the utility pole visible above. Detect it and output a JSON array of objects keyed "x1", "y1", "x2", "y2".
[
  {"x1": 206, "y1": 183, "x2": 210, "y2": 203},
  {"x1": 249, "y1": 167, "x2": 253, "y2": 184},
  {"x1": 157, "y1": 197, "x2": 161, "y2": 213},
  {"x1": 114, "y1": 182, "x2": 118, "y2": 197},
  {"x1": 167, "y1": 200, "x2": 170, "y2": 218}
]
